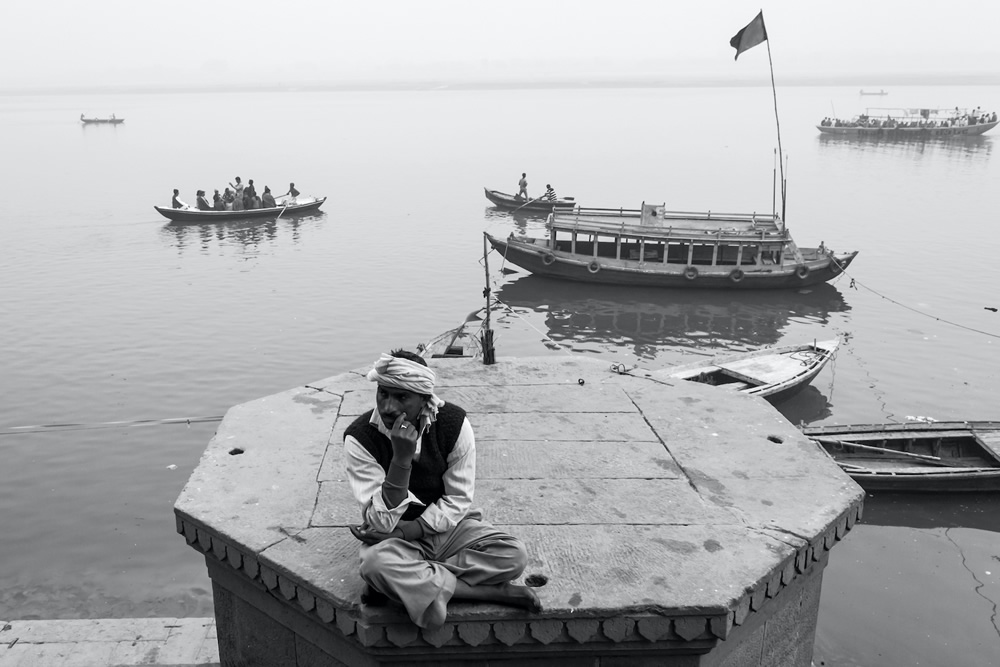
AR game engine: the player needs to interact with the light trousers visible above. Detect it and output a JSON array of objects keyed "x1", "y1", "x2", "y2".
[{"x1": 358, "y1": 510, "x2": 527, "y2": 628}]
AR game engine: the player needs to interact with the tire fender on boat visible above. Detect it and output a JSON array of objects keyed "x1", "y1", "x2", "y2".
[
  {"x1": 542, "y1": 253, "x2": 556, "y2": 266},
  {"x1": 729, "y1": 268, "x2": 745, "y2": 283},
  {"x1": 795, "y1": 265, "x2": 810, "y2": 280},
  {"x1": 684, "y1": 266, "x2": 698, "y2": 280},
  {"x1": 587, "y1": 260, "x2": 601, "y2": 273}
]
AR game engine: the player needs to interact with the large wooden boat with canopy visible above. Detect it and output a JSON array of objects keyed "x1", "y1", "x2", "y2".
[{"x1": 485, "y1": 203, "x2": 857, "y2": 289}]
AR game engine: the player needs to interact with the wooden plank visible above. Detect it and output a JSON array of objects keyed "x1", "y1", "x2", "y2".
[
  {"x1": 974, "y1": 432, "x2": 1000, "y2": 462},
  {"x1": 718, "y1": 354, "x2": 817, "y2": 385}
]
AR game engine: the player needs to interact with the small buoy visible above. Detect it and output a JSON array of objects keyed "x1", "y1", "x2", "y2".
[{"x1": 578, "y1": 378, "x2": 585, "y2": 385}]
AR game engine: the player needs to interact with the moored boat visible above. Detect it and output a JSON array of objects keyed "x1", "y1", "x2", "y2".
[
  {"x1": 651, "y1": 339, "x2": 838, "y2": 403},
  {"x1": 486, "y1": 204, "x2": 857, "y2": 289},
  {"x1": 803, "y1": 421, "x2": 1000, "y2": 492},
  {"x1": 81, "y1": 114, "x2": 124, "y2": 124},
  {"x1": 485, "y1": 187, "x2": 576, "y2": 213},
  {"x1": 154, "y1": 196, "x2": 326, "y2": 223},
  {"x1": 818, "y1": 107, "x2": 998, "y2": 137}
]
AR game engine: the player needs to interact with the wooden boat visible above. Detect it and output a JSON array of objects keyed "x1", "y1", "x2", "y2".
[
  {"x1": 803, "y1": 421, "x2": 1000, "y2": 492},
  {"x1": 484, "y1": 188, "x2": 577, "y2": 213},
  {"x1": 81, "y1": 115, "x2": 124, "y2": 124},
  {"x1": 651, "y1": 339, "x2": 838, "y2": 402},
  {"x1": 859, "y1": 89, "x2": 887, "y2": 96},
  {"x1": 154, "y1": 197, "x2": 326, "y2": 223},
  {"x1": 485, "y1": 204, "x2": 857, "y2": 289},
  {"x1": 818, "y1": 107, "x2": 998, "y2": 137}
]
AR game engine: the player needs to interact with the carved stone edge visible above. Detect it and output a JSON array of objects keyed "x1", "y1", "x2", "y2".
[
  {"x1": 176, "y1": 499, "x2": 862, "y2": 648},
  {"x1": 177, "y1": 514, "x2": 725, "y2": 649},
  {"x1": 727, "y1": 498, "x2": 864, "y2": 633}
]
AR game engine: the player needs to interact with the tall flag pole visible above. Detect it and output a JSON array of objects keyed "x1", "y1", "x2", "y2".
[{"x1": 731, "y1": 11, "x2": 786, "y2": 224}]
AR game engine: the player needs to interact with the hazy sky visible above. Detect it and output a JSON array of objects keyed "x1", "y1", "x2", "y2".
[{"x1": 3, "y1": 0, "x2": 999, "y2": 90}]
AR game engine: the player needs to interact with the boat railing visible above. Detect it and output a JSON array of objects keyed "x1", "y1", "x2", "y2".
[
  {"x1": 549, "y1": 220, "x2": 786, "y2": 243},
  {"x1": 562, "y1": 207, "x2": 780, "y2": 225}
]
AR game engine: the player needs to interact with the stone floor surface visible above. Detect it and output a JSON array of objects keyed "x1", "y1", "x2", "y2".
[{"x1": 0, "y1": 618, "x2": 219, "y2": 667}]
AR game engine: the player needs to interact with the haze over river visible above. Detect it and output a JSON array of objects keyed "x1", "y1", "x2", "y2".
[{"x1": 2, "y1": 84, "x2": 998, "y2": 665}]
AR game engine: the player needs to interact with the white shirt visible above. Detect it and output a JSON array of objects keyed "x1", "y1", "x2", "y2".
[{"x1": 344, "y1": 410, "x2": 475, "y2": 535}]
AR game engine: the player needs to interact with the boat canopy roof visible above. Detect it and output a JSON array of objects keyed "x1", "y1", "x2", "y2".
[
  {"x1": 550, "y1": 204, "x2": 785, "y2": 243},
  {"x1": 861, "y1": 106, "x2": 977, "y2": 118}
]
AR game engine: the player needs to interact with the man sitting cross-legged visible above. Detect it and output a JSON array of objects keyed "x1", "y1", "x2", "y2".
[{"x1": 344, "y1": 349, "x2": 542, "y2": 629}]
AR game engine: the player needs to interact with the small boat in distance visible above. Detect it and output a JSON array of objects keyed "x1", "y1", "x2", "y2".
[
  {"x1": 818, "y1": 106, "x2": 998, "y2": 137},
  {"x1": 485, "y1": 204, "x2": 857, "y2": 289},
  {"x1": 485, "y1": 188, "x2": 577, "y2": 213},
  {"x1": 859, "y1": 89, "x2": 888, "y2": 96},
  {"x1": 80, "y1": 113, "x2": 124, "y2": 125},
  {"x1": 651, "y1": 339, "x2": 839, "y2": 403},
  {"x1": 803, "y1": 421, "x2": 1000, "y2": 492},
  {"x1": 154, "y1": 196, "x2": 326, "y2": 223}
]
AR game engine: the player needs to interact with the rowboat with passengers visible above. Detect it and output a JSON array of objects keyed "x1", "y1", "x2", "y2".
[
  {"x1": 485, "y1": 203, "x2": 857, "y2": 289},
  {"x1": 154, "y1": 196, "x2": 326, "y2": 223},
  {"x1": 484, "y1": 188, "x2": 577, "y2": 213}
]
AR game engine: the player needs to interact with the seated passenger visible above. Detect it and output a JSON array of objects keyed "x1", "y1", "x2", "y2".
[
  {"x1": 213, "y1": 189, "x2": 224, "y2": 210},
  {"x1": 543, "y1": 184, "x2": 557, "y2": 201},
  {"x1": 171, "y1": 189, "x2": 187, "y2": 209},
  {"x1": 196, "y1": 190, "x2": 212, "y2": 211},
  {"x1": 261, "y1": 186, "x2": 276, "y2": 208}
]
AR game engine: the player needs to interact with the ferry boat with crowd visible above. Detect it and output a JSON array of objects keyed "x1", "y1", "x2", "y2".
[{"x1": 818, "y1": 107, "x2": 998, "y2": 137}]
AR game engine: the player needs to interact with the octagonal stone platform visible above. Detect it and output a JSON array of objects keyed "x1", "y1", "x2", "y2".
[{"x1": 175, "y1": 355, "x2": 864, "y2": 666}]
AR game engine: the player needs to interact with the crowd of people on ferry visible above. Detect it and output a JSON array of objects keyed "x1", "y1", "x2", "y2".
[
  {"x1": 820, "y1": 107, "x2": 997, "y2": 129},
  {"x1": 171, "y1": 177, "x2": 300, "y2": 211}
]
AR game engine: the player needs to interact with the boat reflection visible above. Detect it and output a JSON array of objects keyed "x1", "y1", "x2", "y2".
[
  {"x1": 484, "y1": 206, "x2": 549, "y2": 235},
  {"x1": 817, "y1": 133, "x2": 993, "y2": 159},
  {"x1": 859, "y1": 491, "x2": 1000, "y2": 532},
  {"x1": 774, "y1": 385, "x2": 833, "y2": 424},
  {"x1": 159, "y1": 212, "x2": 325, "y2": 254},
  {"x1": 492, "y1": 275, "x2": 851, "y2": 362}
]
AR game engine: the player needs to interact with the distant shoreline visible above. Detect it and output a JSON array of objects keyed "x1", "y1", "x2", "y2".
[{"x1": 3, "y1": 72, "x2": 1000, "y2": 96}]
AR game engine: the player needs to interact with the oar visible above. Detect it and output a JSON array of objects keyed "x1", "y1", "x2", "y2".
[
  {"x1": 510, "y1": 197, "x2": 542, "y2": 214},
  {"x1": 275, "y1": 202, "x2": 289, "y2": 220},
  {"x1": 811, "y1": 436, "x2": 974, "y2": 468}
]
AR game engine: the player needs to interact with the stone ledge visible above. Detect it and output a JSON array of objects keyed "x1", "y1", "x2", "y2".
[{"x1": 176, "y1": 498, "x2": 861, "y2": 651}]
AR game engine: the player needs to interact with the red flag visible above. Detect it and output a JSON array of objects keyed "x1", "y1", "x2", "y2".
[{"x1": 730, "y1": 11, "x2": 767, "y2": 60}]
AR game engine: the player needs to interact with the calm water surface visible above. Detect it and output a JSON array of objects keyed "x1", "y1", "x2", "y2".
[{"x1": 2, "y1": 85, "x2": 999, "y2": 664}]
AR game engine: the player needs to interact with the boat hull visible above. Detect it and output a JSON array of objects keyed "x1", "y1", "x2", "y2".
[
  {"x1": 803, "y1": 421, "x2": 1000, "y2": 492},
  {"x1": 657, "y1": 340, "x2": 838, "y2": 403},
  {"x1": 154, "y1": 197, "x2": 326, "y2": 223},
  {"x1": 817, "y1": 120, "x2": 998, "y2": 137},
  {"x1": 486, "y1": 233, "x2": 856, "y2": 289},
  {"x1": 484, "y1": 188, "x2": 576, "y2": 213},
  {"x1": 82, "y1": 118, "x2": 124, "y2": 124}
]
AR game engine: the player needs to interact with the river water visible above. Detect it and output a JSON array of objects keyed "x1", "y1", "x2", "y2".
[{"x1": 1, "y1": 84, "x2": 998, "y2": 665}]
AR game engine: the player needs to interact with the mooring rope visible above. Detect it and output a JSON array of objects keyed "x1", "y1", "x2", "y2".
[
  {"x1": 831, "y1": 255, "x2": 1000, "y2": 339},
  {"x1": 0, "y1": 415, "x2": 223, "y2": 437}
]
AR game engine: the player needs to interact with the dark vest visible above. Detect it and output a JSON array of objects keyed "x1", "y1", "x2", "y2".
[{"x1": 345, "y1": 403, "x2": 467, "y2": 521}]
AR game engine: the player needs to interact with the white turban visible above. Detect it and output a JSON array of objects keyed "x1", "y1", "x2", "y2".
[{"x1": 366, "y1": 353, "x2": 446, "y2": 427}]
